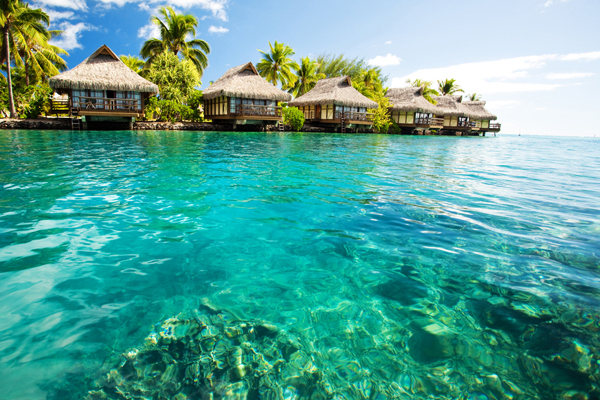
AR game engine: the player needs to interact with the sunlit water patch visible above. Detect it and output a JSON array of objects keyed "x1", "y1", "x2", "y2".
[{"x1": 1, "y1": 131, "x2": 599, "y2": 399}]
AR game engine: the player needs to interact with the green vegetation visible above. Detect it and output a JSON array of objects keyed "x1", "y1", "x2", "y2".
[
  {"x1": 466, "y1": 93, "x2": 482, "y2": 101},
  {"x1": 437, "y1": 78, "x2": 464, "y2": 96},
  {"x1": 1, "y1": 0, "x2": 67, "y2": 118},
  {"x1": 257, "y1": 41, "x2": 298, "y2": 89},
  {"x1": 369, "y1": 96, "x2": 392, "y2": 133},
  {"x1": 287, "y1": 56, "x2": 325, "y2": 97},
  {"x1": 0, "y1": 81, "x2": 52, "y2": 118},
  {"x1": 119, "y1": 55, "x2": 145, "y2": 74},
  {"x1": 281, "y1": 106, "x2": 305, "y2": 131},
  {"x1": 406, "y1": 79, "x2": 439, "y2": 104},
  {"x1": 140, "y1": 6, "x2": 210, "y2": 77}
]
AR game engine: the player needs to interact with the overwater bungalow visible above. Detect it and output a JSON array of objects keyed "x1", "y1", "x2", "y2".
[
  {"x1": 461, "y1": 101, "x2": 501, "y2": 133},
  {"x1": 288, "y1": 77, "x2": 377, "y2": 132},
  {"x1": 385, "y1": 87, "x2": 444, "y2": 134},
  {"x1": 433, "y1": 95, "x2": 501, "y2": 135},
  {"x1": 49, "y1": 44, "x2": 159, "y2": 130},
  {"x1": 202, "y1": 62, "x2": 292, "y2": 128}
]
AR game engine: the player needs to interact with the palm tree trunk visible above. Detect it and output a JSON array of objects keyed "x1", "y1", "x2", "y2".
[
  {"x1": 24, "y1": 56, "x2": 29, "y2": 86},
  {"x1": 3, "y1": 25, "x2": 16, "y2": 118}
]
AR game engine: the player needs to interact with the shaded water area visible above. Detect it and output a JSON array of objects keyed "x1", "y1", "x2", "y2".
[{"x1": 0, "y1": 130, "x2": 599, "y2": 399}]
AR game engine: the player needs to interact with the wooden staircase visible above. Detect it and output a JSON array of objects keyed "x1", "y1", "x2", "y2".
[
  {"x1": 278, "y1": 122, "x2": 286, "y2": 132},
  {"x1": 340, "y1": 114, "x2": 346, "y2": 133}
]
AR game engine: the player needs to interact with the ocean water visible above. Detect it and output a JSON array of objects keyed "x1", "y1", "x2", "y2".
[{"x1": 0, "y1": 130, "x2": 599, "y2": 400}]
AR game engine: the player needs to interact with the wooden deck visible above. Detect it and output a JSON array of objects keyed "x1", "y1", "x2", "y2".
[
  {"x1": 302, "y1": 110, "x2": 374, "y2": 125},
  {"x1": 207, "y1": 104, "x2": 283, "y2": 121},
  {"x1": 50, "y1": 97, "x2": 143, "y2": 118}
]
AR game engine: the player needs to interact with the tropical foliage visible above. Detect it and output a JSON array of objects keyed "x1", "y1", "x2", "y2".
[
  {"x1": 146, "y1": 51, "x2": 200, "y2": 103},
  {"x1": 257, "y1": 41, "x2": 298, "y2": 89},
  {"x1": 287, "y1": 56, "x2": 325, "y2": 97},
  {"x1": 437, "y1": 78, "x2": 464, "y2": 96},
  {"x1": 466, "y1": 93, "x2": 482, "y2": 101},
  {"x1": 0, "y1": 80, "x2": 52, "y2": 118},
  {"x1": 369, "y1": 96, "x2": 392, "y2": 133},
  {"x1": 140, "y1": 6, "x2": 210, "y2": 76},
  {"x1": 353, "y1": 67, "x2": 386, "y2": 100},
  {"x1": 405, "y1": 78, "x2": 439, "y2": 104},
  {"x1": 1, "y1": 0, "x2": 67, "y2": 117},
  {"x1": 281, "y1": 106, "x2": 305, "y2": 131},
  {"x1": 120, "y1": 55, "x2": 145, "y2": 74}
]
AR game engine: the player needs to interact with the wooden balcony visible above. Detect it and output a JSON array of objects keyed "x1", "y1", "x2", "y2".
[
  {"x1": 488, "y1": 123, "x2": 501, "y2": 131},
  {"x1": 50, "y1": 97, "x2": 143, "y2": 117},
  {"x1": 415, "y1": 117, "x2": 444, "y2": 128},
  {"x1": 231, "y1": 104, "x2": 282, "y2": 120},
  {"x1": 302, "y1": 110, "x2": 373, "y2": 125}
]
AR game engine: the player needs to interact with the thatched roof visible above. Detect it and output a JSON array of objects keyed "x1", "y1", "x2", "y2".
[
  {"x1": 431, "y1": 95, "x2": 469, "y2": 117},
  {"x1": 288, "y1": 76, "x2": 378, "y2": 109},
  {"x1": 49, "y1": 45, "x2": 158, "y2": 94},
  {"x1": 203, "y1": 62, "x2": 292, "y2": 101},
  {"x1": 462, "y1": 101, "x2": 498, "y2": 120},
  {"x1": 385, "y1": 87, "x2": 438, "y2": 114}
]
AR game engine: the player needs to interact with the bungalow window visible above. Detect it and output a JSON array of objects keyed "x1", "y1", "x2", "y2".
[
  {"x1": 72, "y1": 90, "x2": 85, "y2": 108},
  {"x1": 230, "y1": 97, "x2": 237, "y2": 113}
]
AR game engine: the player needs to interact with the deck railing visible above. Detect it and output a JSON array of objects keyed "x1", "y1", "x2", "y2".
[
  {"x1": 415, "y1": 117, "x2": 444, "y2": 126},
  {"x1": 335, "y1": 111, "x2": 374, "y2": 122},
  {"x1": 73, "y1": 97, "x2": 141, "y2": 112},
  {"x1": 233, "y1": 104, "x2": 282, "y2": 118},
  {"x1": 489, "y1": 123, "x2": 501, "y2": 130}
]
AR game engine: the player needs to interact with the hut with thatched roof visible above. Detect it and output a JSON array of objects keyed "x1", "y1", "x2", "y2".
[
  {"x1": 462, "y1": 101, "x2": 501, "y2": 133},
  {"x1": 202, "y1": 62, "x2": 291, "y2": 127},
  {"x1": 385, "y1": 87, "x2": 444, "y2": 133},
  {"x1": 288, "y1": 77, "x2": 378, "y2": 129},
  {"x1": 49, "y1": 44, "x2": 158, "y2": 129}
]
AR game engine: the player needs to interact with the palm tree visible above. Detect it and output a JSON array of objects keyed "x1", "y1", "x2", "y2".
[
  {"x1": 437, "y1": 78, "x2": 464, "y2": 96},
  {"x1": 353, "y1": 68, "x2": 385, "y2": 100},
  {"x1": 15, "y1": 28, "x2": 68, "y2": 86},
  {"x1": 257, "y1": 41, "x2": 298, "y2": 89},
  {"x1": 140, "y1": 6, "x2": 210, "y2": 76},
  {"x1": 120, "y1": 54, "x2": 145, "y2": 74},
  {"x1": 287, "y1": 57, "x2": 325, "y2": 97},
  {"x1": 406, "y1": 78, "x2": 439, "y2": 104},
  {"x1": 466, "y1": 93, "x2": 482, "y2": 101},
  {"x1": 1, "y1": 0, "x2": 50, "y2": 117}
]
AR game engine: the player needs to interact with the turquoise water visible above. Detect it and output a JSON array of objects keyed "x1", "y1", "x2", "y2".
[{"x1": 0, "y1": 130, "x2": 599, "y2": 399}]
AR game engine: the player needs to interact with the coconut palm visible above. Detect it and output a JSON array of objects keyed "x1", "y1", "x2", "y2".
[
  {"x1": 257, "y1": 41, "x2": 298, "y2": 89},
  {"x1": 437, "y1": 78, "x2": 464, "y2": 96},
  {"x1": 466, "y1": 93, "x2": 482, "y2": 101},
  {"x1": 15, "y1": 28, "x2": 68, "y2": 86},
  {"x1": 140, "y1": 6, "x2": 210, "y2": 76},
  {"x1": 120, "y1": 54, "x2": 145, "y2": 74},
  {"x1": 406, "y1": 78, "x2": 439, "y2": 104},
  {"x1": 1, "y1": 0, "x2": 51, "y2": 117},
  {"x1": 287, "y1": 57, "x2": 325, "y2": 97},
  {"x1": 353, "y1": 68, "x2": 385, "y2": 100}
]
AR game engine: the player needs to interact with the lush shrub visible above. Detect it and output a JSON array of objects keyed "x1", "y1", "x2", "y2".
[
  {"x1": 0, "y1": 83, "x2": 52, "y2": 118},
  {"x1": 282, "y1": 106, "x2": 305, "y2": 131},
  {"x1": 146, "y1": 52, "x2": 201, "y2": 103},
  {"x1": 369, "y1": 96, "x2": 392, "y2": 133},
  {"x1": 186, "y1": 90, "x2": 203, "y2": 122}
]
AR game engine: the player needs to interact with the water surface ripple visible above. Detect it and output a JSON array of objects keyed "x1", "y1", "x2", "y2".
[{"x1": 1, "y1": 131, "x2": 599, "y2": 399}]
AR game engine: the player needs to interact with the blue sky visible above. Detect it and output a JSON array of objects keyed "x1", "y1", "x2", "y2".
[{"x1": 33, "y1": 0, "x2": 600, "y2": 136}]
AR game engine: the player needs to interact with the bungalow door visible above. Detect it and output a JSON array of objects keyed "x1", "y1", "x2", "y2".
[{"x1": 315, "y1": 105, "x2": 321, "y2": 120}]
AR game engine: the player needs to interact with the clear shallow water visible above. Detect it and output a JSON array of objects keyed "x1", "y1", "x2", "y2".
[{"x1": 0, "y1": 130, "x2": 599, "y2": 399}]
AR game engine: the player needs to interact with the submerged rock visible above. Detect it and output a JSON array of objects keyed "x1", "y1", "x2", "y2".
[
  {"x1": 376, "y1": 276, "x2": 429, "y2": 305},
  {"x1": 83, "y1": 309, "x2": 331, "y2": 400}
]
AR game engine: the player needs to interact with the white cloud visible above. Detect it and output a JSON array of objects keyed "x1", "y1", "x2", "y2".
[
  {"x1": 96, "y1": 0, "x2": 136, "y2": 7},
  {"x1": 145, "y1": 0, "x2": 229, "y2": 21},
  {"x1": 546, "y1": 72, "x2": 594, "y2": 79},
  {"x1": 137, "y1": 22, "x2": 161, "y2": 39},
  {"x1": 46, "y1": 9, "x2": 75, "y2": 21},
  {"x1": 486, "y1": 100, "x2": 520, "y2": 109},
  {"x1": 49, "y1": 22, "x2": 94, "y2": 51},
  {"x1": 544, "y1": 0, "x2": 570, "y2": 6},
  {"x1": 559, "y1": 51, "x2": 600, "y2": 61},
  {"x1": 38, "y1": 0, "x2": 87, "y2": 11},
  {"x1": 368, "y1": 53, "x2": 401, "y2": 67},
  {"x1": 385, "y1": 41, "x2": 392, "y2": 45},
  {"x1": 208, "y1": 25, "x2": 228, "y2": 34}
]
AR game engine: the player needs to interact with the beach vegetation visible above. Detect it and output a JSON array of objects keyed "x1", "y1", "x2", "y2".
[
  {"x1": 0, "y1": 80, "x2": 51, "y2": 118},
  {"x1": 281, "y1": 105, "x2": 305, "y2": 131},
  {"x1": 287, "y1": 56, "x2": 325, "y2": 97},
  {"x1": 140, "y1": 6, "x2": 210, "y2": 77},
  {"x1": 369, "y1": 95, "x2": 392, "y2": 133},
  {"x1": 1, "y1": 0, "x2": 66, "y2": 118},
  {"x1": 257, "y1": 41, "x2": 298, "y2": 89},
  {"x1": 437, "y1": 78, "x2": 464, "y2": 96},
  {"x1": 466, "y1": 93, "x2": 482, "y2": 101},
  {"x1": 405, "y1": 79, "x2": 439, "y2": 104},
  {"x1": 120, "y1": 55, "x2": 145, "y2": 75}
]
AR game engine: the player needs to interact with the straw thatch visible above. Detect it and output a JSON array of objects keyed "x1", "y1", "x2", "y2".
[
  {"x1": 49, "y1": 45, "x2": 158, "y2": 94},
  {"x1": 431, "y1": 95, "x2": 470, "y2": 117},
  {"x1": 203, "y1": 62, "x2": 292, "y2": 101},
  {"x1": 462, "y1": 101, "x2": 498, "y2": 120},
  {"x1": 385, "y1": 87, "x2": 438, "y2": 114},
  {"x1": 288, "y1": 77, "x2": 378, "y2": 109}
]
